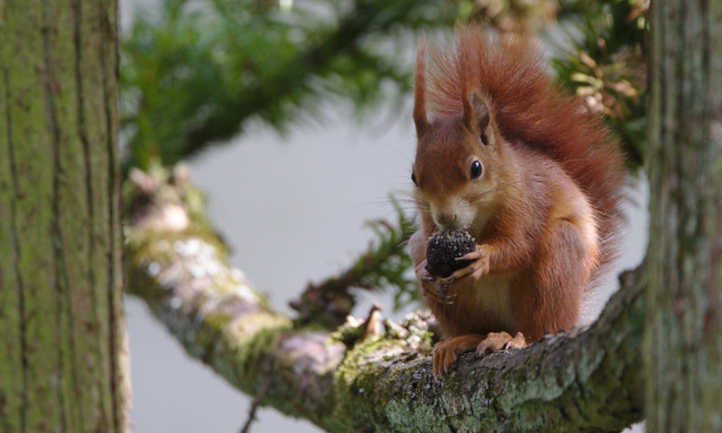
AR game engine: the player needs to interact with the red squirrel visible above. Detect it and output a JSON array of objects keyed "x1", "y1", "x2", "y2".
[{"x1": 408, "y1": 29, "x2": 625, "y2": 376}]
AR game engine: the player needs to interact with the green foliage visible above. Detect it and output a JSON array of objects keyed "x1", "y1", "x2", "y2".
[
  {"x1": 357, "y1": 195, "x2": 418, "y2": 310},
  {"x1": 553, "y1": 0, "x2": 648, "y2": 168},
  {"x1": 291, "y1": 195, "x2": 417, "y2": 326},
  {"x1": 120, "y1": 0, "x2": 456, "y2": 170}
]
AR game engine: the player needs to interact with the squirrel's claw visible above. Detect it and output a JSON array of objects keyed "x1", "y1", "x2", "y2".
[
  {"x1": 475, "y1": 331, "x2": 527, "y2": 356},
  {"x1": 449, "y1": 244, "x2": 492, "y2": 281},
  {"x1": 432, "y1": 341, "x2": 461, "y2": 376},
  {"x1": 456, "y1": 248, "x2": 482, "y2": 261},
  {"x1": 432, "y1": 334, "x2": 486, "y2": 376},
  {"x1": 417, "y1": 262, "x2": 457, "y2": 304},
  {"x1": 448, "y1": 256, "x2": 490, "y2": 281},
  {"x1": 419, "y1": 269, "x2": 435, "y2": 282},
  {"x1": 425, "y1": 283, "x2": 457, "y2": 305}
]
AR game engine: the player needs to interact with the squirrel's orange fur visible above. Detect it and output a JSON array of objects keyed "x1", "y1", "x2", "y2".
[{"x1": 409, "y1": 29, "x2": 625, "y2": 376}]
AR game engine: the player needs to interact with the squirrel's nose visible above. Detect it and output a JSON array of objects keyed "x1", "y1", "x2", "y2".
[{"x1": 435, "y1": 212, "x2": 459, "y2": 230}]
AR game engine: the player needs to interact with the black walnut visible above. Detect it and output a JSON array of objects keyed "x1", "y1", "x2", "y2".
[{"x1": 426, "y1": 230, "x2": 476, "y2": 278}]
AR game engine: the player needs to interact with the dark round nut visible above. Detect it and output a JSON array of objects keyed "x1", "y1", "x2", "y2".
[{"x1": 425, "y1": 230, "x2": 476, "y2": 278}]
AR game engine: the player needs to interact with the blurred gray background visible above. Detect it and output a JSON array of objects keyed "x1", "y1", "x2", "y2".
[{"x1": 121, "y1": 1, "x2": 649, "y2": 432}]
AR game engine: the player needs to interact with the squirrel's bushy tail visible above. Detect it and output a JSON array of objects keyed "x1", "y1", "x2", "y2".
[{"x1": 422, "y1": 28, "x2": 626, "y2": 285}]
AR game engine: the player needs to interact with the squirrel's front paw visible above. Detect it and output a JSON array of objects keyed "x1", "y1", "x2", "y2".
[
  {"x1": 416, "y1": 261, "x2": 457, "y2": 304},
  {"x1": 444, "y1": 244, "x2": 493, "y2": 281}
]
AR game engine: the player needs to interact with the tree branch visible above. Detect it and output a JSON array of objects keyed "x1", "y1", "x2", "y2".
[
  {"x1": 239, "y1": 378, "x2": 270, "y2": 433},
  {"x1": 290, "y1": 196, "x2": 417, "y2": 328},
  {"x1": 121, "y1": 0, "x2": 457, "y2": 170},
  {"x1": 124, "y1": 167, "x2": 644, "y2": 433}
]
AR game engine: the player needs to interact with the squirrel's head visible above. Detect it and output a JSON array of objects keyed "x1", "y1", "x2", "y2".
[
  {"x1": 411, "y1": 41, "x2": 509, "y2": 233},
  {"x1": 411, "y1": 91, "x2": 507, "y2": 233}
]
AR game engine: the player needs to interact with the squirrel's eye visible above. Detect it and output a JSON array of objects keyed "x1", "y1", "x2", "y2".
[
  {"x1": 411, "y1": 172, "x2": 417, "y2": 185},
  {"x1": 470, "y1": 160, "x2": 483, "y2": 179}
]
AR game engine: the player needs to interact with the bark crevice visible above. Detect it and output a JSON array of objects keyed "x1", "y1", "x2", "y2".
[
  {"x1": 96, "y1": 3, "x2": 123, "y2": 428},
  {"x1": 72, "y1": 2, "x2": 109, "y2": 427},
  {"x1": 3, "y1": 66, "x2": 28, "y2": 433},
  {"x1": 42, "y1": 5, "x2": 80, "y2": 428}
]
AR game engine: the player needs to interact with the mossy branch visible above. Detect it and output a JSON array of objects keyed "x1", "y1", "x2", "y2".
[{"x1": 124, "y1": 167, "x2": 644, "y2": 433}]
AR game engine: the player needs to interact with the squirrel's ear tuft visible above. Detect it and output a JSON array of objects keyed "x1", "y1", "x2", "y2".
[
  {"x1": 464, "y1": 91, "x2": 495, "y2": 147},
  {"x1": 414, "y1": 38, "x2": 430, "y2": 139}
]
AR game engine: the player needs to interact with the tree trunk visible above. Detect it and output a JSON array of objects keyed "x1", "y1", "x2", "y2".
[
  {"x1": 645, "y1": 0, "x2": 722, "y2": 432},
  {"x1": 0, "y1": 2, "x2": 129, "y2": 433}
]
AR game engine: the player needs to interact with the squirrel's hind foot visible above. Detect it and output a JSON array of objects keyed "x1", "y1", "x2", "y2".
[
  {"x1": 475, "y1": 331, "x2": 526, "y2": 356},
  {"x1": 432, "y1": 331, "x2": 527, "y2": 376},
  {"x1": 432, "y1": 334, "x2": 484, "y2": 376}
]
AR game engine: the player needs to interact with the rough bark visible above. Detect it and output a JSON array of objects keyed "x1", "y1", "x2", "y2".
[
  {"x1": 0, "y1": 2, "x2": 129, "y2": 432},
  {"x1": 125, "y1": 168, "x2": 644, "y2": 433},
  {"x1": 645, "y1": 1, "x2": 722, "y2": 432}
]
